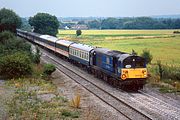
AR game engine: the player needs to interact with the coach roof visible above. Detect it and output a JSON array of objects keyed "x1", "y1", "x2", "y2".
[
  {"x1": 56, "y1": 40, "x2": 74, "y2": 47},
  {"x1": 40, "y1": 35, "x2": 58, "y2": 42},
  {"x1": 70, "y1": 43, "x2": 94, "y2": 52}
]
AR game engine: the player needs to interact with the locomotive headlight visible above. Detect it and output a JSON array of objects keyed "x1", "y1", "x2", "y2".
[
  {"x1": 121, "y1": 74, "x2": 127, "y2": 80},
  {"x1": 142, "y1": 70, "x2": 147, "y2": 77}
]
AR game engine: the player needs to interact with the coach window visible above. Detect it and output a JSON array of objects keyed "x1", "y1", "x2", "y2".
[
  {"x1": 75, "y1": 50, "x2": 77, "y2": 56},
  {"x1": 80, "y1": 51, "x2": 82, "y2": 58}
]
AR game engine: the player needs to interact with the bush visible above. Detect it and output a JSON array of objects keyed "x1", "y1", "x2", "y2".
[
  {"x1": 0, "y1": 31, "x2": 31, "y2": 55},
  {"x1": 153, "y1": 61, "x2": 180, "y2": 81},
  {"x1": 76, "y1": 30, "x2": 82, "y2": 36},
  {"x1": 141, "y1": 48, "x2": 153, "y2": 64},
  {"x1": 173, "y1": 31, "x2": 180, "y2": 34},
  {"x1": 0, "y1": 52, "x2": 32, "y2": 78},
  {"x1": 0, "y1": 31, "x2": 15, "y2": 44},
  {"x1": 43, "y1": 64, "x2": 56, "y2": 76},
  {"x1": 32, "y1": 46, "x2": 41, "y2": 64}
]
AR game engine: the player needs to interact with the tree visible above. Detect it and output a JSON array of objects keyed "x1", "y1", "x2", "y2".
[
  {"x1": 20, "y1": 18, "x2": 32, "y2": 31},
  {"x1": 88, "y1": 20, "x2": 101, "y2": 29},
  {"x1": 76, "y1": 30, "x2": 82, "y2": 36},
  {"x1": 141, "y1": 49, "x2": 153, "y2": 64},
  {"x1": 0, "y1": 8, "x2": 22, "y2": 32},
  {"x1": 29, "y1": 13, "x2": 59, "y2": 36}
]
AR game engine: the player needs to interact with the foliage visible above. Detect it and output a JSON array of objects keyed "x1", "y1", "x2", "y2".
[
  {"x1": 76, "y1": 29, "x2": 82, "y2": 36},
  {"x1": 70, "y1": 95, "x2": 81, "y2": 108},
  {"x1": 64, "y1": 17, "x2": 180, "y2": 29},
  {"x1": 131, "y1": 49, "x2": 138, "y2": 56},
  {"x1": 173, "y1": 31, "x2": 180, "y2": 34},
  {"x1": 0, "y1": 30, "x2": 15, "y2": 44},
  {"x1": 29, "y1": 13, "x2": 59, "y2": 36},
  {"x1": 141, "y1": 49, "x2": 153, "y2": 64},
  {"x1": 61, "y1": 109, "x2": 79, "y2": 118},
  {"x1": 0, "y1": 52, "x2": 32, "y2": 78},
  {"x1": 43, "y1": 63, "x2": 56, "y2": 76},
  {"x1": 157, "y1": 61, "x2": 164, "y2": 80},
  {"x1": 0, "y1": 8, "x2": 21, "y2": 31},
  {"x1": 20, "y1": 18, "x2": 32, "y2": 31},
  {"x1": 32, "y1": 46, "x2": 41, "y2": 64},
  {"x1": 6, "y1": 78, "x2": 80, "y2": 119},
  {"x1": 0, "y1": 31, "x2": 31, "y2": 56},
  {"x1": 160, "y1": 64, "x2": 180, "y2": 81},
  {"x1": 88, "y1": 20, "x2": 101, "y2": 29}
]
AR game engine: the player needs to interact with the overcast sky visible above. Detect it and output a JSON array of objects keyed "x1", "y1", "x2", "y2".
[{"x1": 0, "y1": 0, "x2": 180, "y2": 17}]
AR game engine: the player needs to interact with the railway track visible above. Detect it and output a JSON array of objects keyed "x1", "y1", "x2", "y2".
[
  {"x1": 136, "y1": 90, "x2": 180, "y2": 120},
  {"x1": 30, "y1": 42, "x2": 180, "y2": 120},
  {"x1": 40, "y1": 48, "x2": 152, "y2": 120}
]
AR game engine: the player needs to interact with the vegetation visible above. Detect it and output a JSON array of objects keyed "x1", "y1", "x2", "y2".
[
  {"x1": 0, "y1": 52, "x2": 32, "y2": 78},
  {"x1": 64, "y1": 17, "x2": 180, "y2": 29},
  {"x1": 0, "y1": 8, "x2": 21, "y2": 32},
  {"x1": 43, "y1": 63, "x2": 56, "y2": 76},
  {"x1": 6, "y1": 76, "x2": 80, "y2": 119},
  {"x1": 76, "y1": 29, "x2": 82, "y2": 36},
  {"x1": 29, "y1": 13, "x2": 59, "y2": 36},
  {"x1": 70, "y1": 95, "x2": 81, "y2": 108},
  {"x1": 141, "y1": 49, "x2": 153, "y2": 64},
  {"x1": 20, "y1": 18, "x2": 32, "y2": 31},
  {"x1": 32, "y1": 46, "x2": 41, "y2": 64},
  {"x1": 0, "y1": 31, "x2": 33, "y2": 78}
]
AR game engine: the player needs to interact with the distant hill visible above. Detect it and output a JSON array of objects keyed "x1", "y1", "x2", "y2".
[{"x1": 151, "y1": 14, "x2": 180, "y2": 19}]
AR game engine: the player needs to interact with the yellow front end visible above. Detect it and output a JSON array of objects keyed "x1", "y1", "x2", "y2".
[{"x1": 121, "y1": 68, "x2": 147, "y2": 80}]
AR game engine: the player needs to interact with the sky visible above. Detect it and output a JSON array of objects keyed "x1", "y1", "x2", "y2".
[{"x1": 0, "y1": 0, "x2": 180, "y2": 17}]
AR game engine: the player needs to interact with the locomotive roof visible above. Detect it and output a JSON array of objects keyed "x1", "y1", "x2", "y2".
[
  {"x1": 94, "y1": 48, "x2": 127, "y2": 57},
  {"x1": 40, "y1": 35, "x2": 58, "y2": 42},
  {"x1": 118, "y1": 54, "x2": 145, "y2": 62},
  {"x1": 56, "y1": 40, "x2": 74, "y2": 47},
  {"x1": 70, "y1": 43, "x2": 94, "y2": 52}
]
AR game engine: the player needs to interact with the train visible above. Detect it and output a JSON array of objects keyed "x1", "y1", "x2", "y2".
[{"x1": 17, "y1": 29, "x2": 147, "y2": 90}]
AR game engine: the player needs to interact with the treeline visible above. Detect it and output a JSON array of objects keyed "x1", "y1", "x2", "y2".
[{"x1": 61, "y1": 17, "x2": 180, "y2": 29}]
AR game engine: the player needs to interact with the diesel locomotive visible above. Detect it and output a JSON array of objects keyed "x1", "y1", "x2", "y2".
[{"x1": 17, "y1": 29, "x2": 147, "y2": 90}]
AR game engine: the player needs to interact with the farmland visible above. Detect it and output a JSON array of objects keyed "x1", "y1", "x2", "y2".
[{"x1": 57, "y1": 30, "x2": 180, "y2": 65}]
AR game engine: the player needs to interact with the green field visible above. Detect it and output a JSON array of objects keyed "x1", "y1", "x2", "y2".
[{"x1": 57, "y1": 30, "x2": 180, "y2": 65}]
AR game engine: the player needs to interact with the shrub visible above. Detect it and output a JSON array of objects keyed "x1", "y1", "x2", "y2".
[
  {"x1": 70, "y1": 94, "x2": 81, "y2": 108},
  {"x1": 32, "y1": 46, "x2": 41, "y2": 64},
  {"x1": 0, "y1": 31, "x2": 31, "y2": 55},
  {"x1": 43, "y1": 63, "x2": 56, "y2": 76},
  {"x1": 173, "y1": 31, "x2": 180, "y2": 34},
  {"x1": 131, "y1": 49, "x2": 138, "y2": 56},
  {"x1": 153, "y1": 61, "x2": 180, "y2": 81},
  {"x1": 0, "y1": 31, "x2": 15, "y2": 44},
  {"x1": 141, "y1": 48, "x2": 153, "y2": 64},
  {"x1": 0, "y1": 52, "x2": 32, "y2": 78},
  {"x1": 76, "y1": 29, "x2": 82, "y2": 36},
  {"x1": 157, "y1": 60, "x2": 164, "y2": 80}
]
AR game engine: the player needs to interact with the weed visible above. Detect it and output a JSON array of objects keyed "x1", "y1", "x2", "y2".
[
  {"x1": 61, "y1": 109, "x2": 80, "y2": 118},
  {"x1": 70, "y1": 94, "x2": 81, "y2": 108}
]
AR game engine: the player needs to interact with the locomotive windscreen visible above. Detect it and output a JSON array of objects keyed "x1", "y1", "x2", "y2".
[{"x1": 123, "y1": 56, "x2": 145, "y2": 68}]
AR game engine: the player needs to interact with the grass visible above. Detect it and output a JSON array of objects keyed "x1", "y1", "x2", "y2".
[
  {"x1": 5, "y1": 64, "x2": 81, "y2": 119},
  {"x1": 6, "y1": 77, "x2": 81, "y2": 119},
  {"x1": 57, "y1": 29, "x2": 180, "y2": 65}
]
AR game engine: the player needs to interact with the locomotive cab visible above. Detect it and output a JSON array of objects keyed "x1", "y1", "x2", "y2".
[{"x1": 118, "y1": 55, "x2": 147, "y2": 80}]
